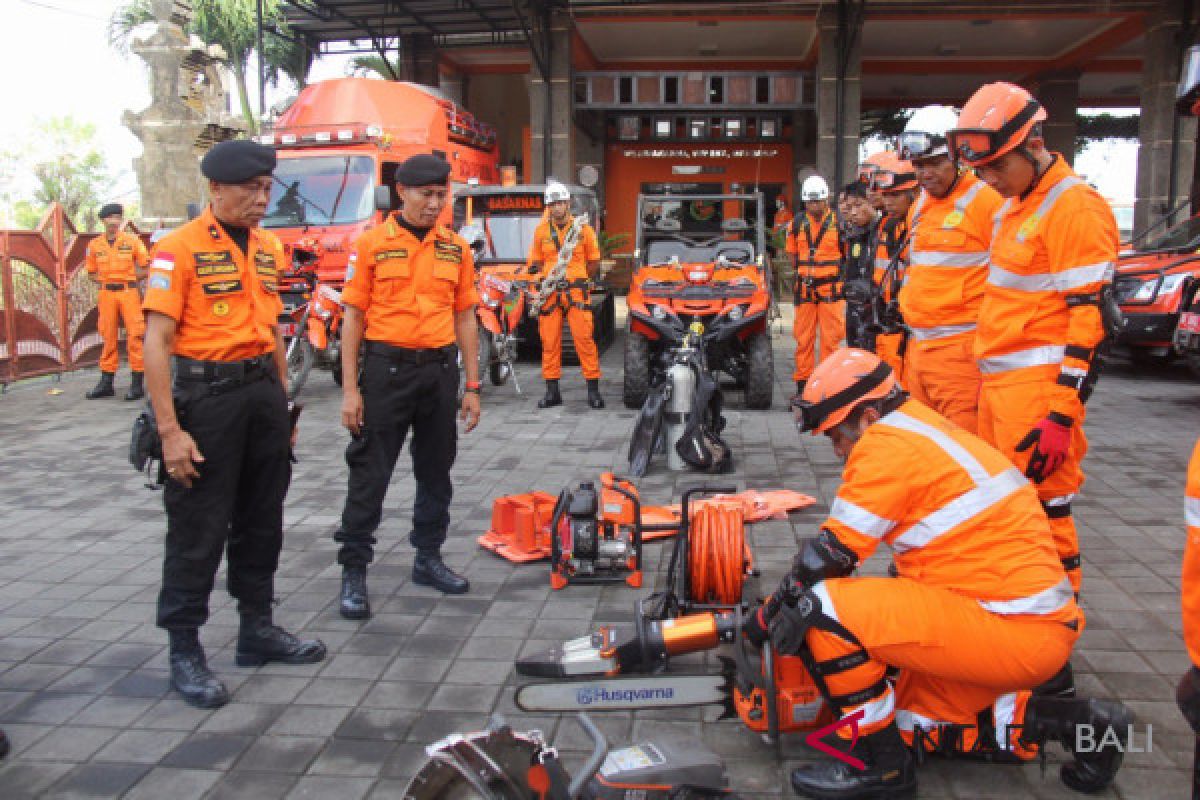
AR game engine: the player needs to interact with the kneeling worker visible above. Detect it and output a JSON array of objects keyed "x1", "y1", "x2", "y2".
[
  {"x1": 525, "y1": 181, "x2": 604, "y2": 409},
  {"x1": 144, "y1": 139, "x2": 326, "y2": 708},
  {"x1": 334, "y1": 154, "x2": 481, "y2": 619},
  {"x1": 746, "y1": 348, "x2": 1131, "y2": 798}
]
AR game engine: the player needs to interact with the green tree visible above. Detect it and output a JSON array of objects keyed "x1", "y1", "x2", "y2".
[
  {"x1": 350, "y1": 51, "x2": 406, "y2": 81},
  {"x1": 109, "y1": 0, "x2": 311, "y2": 131},
  {"x1": 0, "y1": 117, "x2": 113, "y2": 232}
]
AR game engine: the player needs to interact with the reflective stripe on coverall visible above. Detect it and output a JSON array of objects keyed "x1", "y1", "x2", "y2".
[
  {"x1": 807, "y1": 399, "x2": 1080, "y2": 757},
  {"x1": 1184, "y1": 438, "x2": 1200, "y2": 666},
  {"x1": 974, "y1": 155, "x2": 1118, "y2": 594}
]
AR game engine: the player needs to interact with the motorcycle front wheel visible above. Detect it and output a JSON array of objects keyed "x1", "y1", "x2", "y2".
[{"x1": 286, "y1": 338, "x2": 316, "y2": 397}]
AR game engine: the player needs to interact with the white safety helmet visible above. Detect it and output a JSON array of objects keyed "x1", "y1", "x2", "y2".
[
  {"x1": 544, "y1": 181, "x2": 571, "y2": 204},
  {"x1": 897, "y1": 105, "x2": 958, "y2": 161},
  {"x1": 801, "y1": 175, "x2": 830, "y2": 202}
]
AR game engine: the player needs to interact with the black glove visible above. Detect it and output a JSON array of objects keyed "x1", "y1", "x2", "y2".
[
  {"x1": 527, "y1": 264, "x2": 541, "y2": 275},
  {"x1": 767, "y1": 595, "x2": 813, "y2": 656},
  {"x1": 742, "y1": 603, "x2": 772, "y2": 647},
  {"x1": 1177, "y1": 666, "x2": 1200, "y2": 734}
]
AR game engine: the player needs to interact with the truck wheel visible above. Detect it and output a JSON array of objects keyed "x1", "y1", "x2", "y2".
[
  {"x1": 1128, "y1": 346, "x2": 1172, "y2": 369},
  {"x1": 743, "y1": 332, "x2": 774, "y2": 409},
  {"x1": 623, "y1": 331, "x2": 652, "y2": 409},
  {"x1": 286, "y1": 338, "x2": 315, "y2": 398}
]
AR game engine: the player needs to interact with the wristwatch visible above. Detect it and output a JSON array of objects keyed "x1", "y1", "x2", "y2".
[{"x1": 464, "y1": 381, "x2": 481, "y2": 394}]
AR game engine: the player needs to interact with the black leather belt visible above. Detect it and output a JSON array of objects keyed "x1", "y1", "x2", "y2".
[
  {"x1": 364, "y1": 340, "x2": 457, "y2": 365},
  {"x1": 103, "y1": 281, "x2": 138, "y2": 291},
  {"x1": 174, "y1": 353, "x2": 274, "y2": 386}
]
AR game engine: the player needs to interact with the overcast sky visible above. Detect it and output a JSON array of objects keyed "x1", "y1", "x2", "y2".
[{"x1": 3, "y1": 0, "x2": 1140, "y2": 207}]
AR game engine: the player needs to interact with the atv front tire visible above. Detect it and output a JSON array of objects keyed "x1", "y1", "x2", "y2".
[
  {"x1": 743, "y1": 332, "x2": 774, "y2": 409},
  {"x1": 623, "y1": 330, "x2": 652, "y2": 409}
]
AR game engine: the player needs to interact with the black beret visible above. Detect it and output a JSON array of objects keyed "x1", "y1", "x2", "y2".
[
  {"x1": 201, "y1": 139, "x2": 277, "y2": 183},
  {"x1": 395, "y1": 154, "x2": 451, "y2": 187},
  {"x1": 98, "y1": 203, "x2": 124, "y2": 219}
]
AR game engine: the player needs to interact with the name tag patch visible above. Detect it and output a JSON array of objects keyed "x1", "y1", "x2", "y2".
[
  {"x1": 201, "y1": 279, "x2": 243, "y2": 295},
  {"x1": 375, "y1": 248, "x2": 408, "y2": 262},
  {"x1": 196, "y1": 262, "x2": 239, "y2": 277}
]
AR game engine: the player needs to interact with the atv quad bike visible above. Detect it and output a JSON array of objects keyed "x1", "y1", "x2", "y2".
[{"x1": 624, "y1": 193, "x2": 774, "y2": 410}]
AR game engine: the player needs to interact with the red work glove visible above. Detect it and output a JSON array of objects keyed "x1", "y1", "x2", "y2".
[{"x1": 1014, "y1": 412, "x2": 1073, "y2": 483}]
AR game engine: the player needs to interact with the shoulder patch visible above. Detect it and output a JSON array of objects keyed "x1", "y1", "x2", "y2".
[
  {"x1": 148, "y1": 273, "x2": 171, "y2": 290},
  {"x1": 152, "y1": 253, "x2": 175, "y2": 271}
]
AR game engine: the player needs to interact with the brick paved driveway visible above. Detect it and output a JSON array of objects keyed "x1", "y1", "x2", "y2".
[{"x1": 0, "y1": 306, "x2": 1196, "y2": 798}]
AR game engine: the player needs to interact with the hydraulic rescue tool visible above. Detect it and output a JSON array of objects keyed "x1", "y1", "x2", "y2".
[
  {"x1": 517, "y1": 488, "x2": 829, "y2": 741},
  {"x1": 405, "y1": 714, "x2": 737, "y2": 800}
]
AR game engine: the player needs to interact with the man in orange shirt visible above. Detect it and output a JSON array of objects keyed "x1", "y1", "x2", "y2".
[
  {"x1": 897, "y1": 108, "x2": 1003, "y2": 434},
  {"x1": 525, "y1": 182, "x2": 604, "y2": 409},
  {"x1": 143, "y1": 139, "x2": 326, "y2": 709},
  {"x1": 333, "y1": 154, "x2": 481, "y2": 618},
  {"x1": 746, "y1": 349, "x2": 1131, "y2": 799},
  {"x1": 85, "y1": 202, "x2": 149, "y2": 400},
  {"x1": 948, "y1": 83, "x2": 1118, "y2": 596},
  {"x1": 788, "y1": 175, "x2": 845, "y2": 400},
  {"x1": 870, "y1": 153, "x2": 918, "y2": 379}
]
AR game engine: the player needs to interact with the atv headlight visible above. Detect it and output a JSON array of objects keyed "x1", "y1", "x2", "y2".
[
  {"x1": 727, "y1": 304, "x2": 745, "y2": 321},
  {"x1": 652, "y1": 305, "x2": 669, "y2": 321},
  {"x1": 1133, "y1": 273, "x2": 1187, "y2": 301}
]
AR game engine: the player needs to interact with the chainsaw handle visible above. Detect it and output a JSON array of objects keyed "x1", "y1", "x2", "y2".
[{"x1": 568, "y1": 714, "x2": 608, "y2": 800}]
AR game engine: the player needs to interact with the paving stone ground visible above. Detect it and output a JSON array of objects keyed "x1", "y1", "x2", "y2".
[{"x1": 0, "y1": 302, "x2": 1196, "y2": 798}]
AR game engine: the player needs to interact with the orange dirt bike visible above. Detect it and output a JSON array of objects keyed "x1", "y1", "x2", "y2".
[
  {"x1": 472, "y1": 262, "x2": 531, "y2": 393},
  {"x1": 281, "y1": 242, "x2": 345, "y2": 397}
]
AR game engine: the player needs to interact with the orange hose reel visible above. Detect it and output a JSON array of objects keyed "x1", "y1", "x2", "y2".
[{"x1": 685, "y1": 499, "x2": 751, "y2": 607}]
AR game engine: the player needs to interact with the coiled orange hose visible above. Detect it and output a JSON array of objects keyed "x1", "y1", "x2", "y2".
[{"x1": 687, "y1": 500, "x2": 748, "y2": 605}]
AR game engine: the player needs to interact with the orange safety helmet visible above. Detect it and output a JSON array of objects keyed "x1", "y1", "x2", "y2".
[
  {"x1": 792, "y1": 348, "x2": 898, "y2": 434},
  {"x1": 870, "y1": 151, "x2": 917, "y2": 193},
  {"x1": 857, "y1": 151, "x2": 890, "y2": 185},
  {"x1": 947, "y1": 82, "x2": 1047, "y2": 167}
]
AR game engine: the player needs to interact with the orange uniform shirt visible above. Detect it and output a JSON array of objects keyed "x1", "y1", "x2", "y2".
[
  {"x1": 900, "y1": 172, "x2": 1002, "y2": 334},
  {"x1": 786, "y1": 210, "x2": 842, "y2": 279},
  {"x1": 142, "y1": 207, "x2": 283, "y2": 362},
  {"x1": 526, "y1": 218, "x2": 601, "y2": 281},
  {"x1": 342, "y1": 215, "x2": 478, "y2": 349},
  {"x1": 975, "y1": 156, "x2": 1117, "y2": 421},
  {"x1": 874, "y1": 213, "x2": 909, "y2": 301},
  {"x1": 823, "y1": 399, "x2": 1077, "y2": 623},
  {"x1": 1184, "y1": 437, "x2": 1200, "y2": 665},
  {"x1": 86, "y1": 231, "x2": 149, "y2": 283}
]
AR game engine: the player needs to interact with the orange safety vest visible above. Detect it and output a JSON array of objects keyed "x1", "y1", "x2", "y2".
[
  {"x1": 974, "y1": 156, "x2": 1118, "y2": 421},
  {"x1": 821, "y1": 399, "x2": 1078, "y2": 625},
  {"x1": 1185, "y1": 437, "x2": 1200, "y2": 666},
  {"x1": 899, "y1": 173, "x2": 1002, "y2": 341},
  {"x1": 787, "y1": 210, "x2": 843, "y2": 300},
  {"x1": 873, "y1": 214, "x2": 909, "y2": 302}
]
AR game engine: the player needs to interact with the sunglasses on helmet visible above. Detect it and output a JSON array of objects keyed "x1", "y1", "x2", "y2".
[
  {"x1": 871, "y1": 170, "x2": 916, "y2": 191},
  {"x1": 790, "y1": 362, "x2": 893, "y2": 433},
  {"x1": 896, "y1": 131, "x2": 947, "y2": 162}
]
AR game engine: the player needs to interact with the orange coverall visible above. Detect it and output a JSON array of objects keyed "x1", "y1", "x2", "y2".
[
  {"x1": 974, "y1": 156, "x2": 1118, "y2": 594},
  {"x1": 526, "y1": 218, "x2": 602, "y2": 381},
  {"x1": 86, "y1": 231, "x2": 148, "y2": 372},
  {"x1": 872, "y1": 214, "x2": 908, "y2": 380},
  {"x1": 1184, "y1": 438, "x2": 1200, "y2": 666},
  {"x1": 900, "y1": 172, "x2": 1003, "y2": 434},
  {"x1": 788, "y1": 210, "x2": 845, "y2": 381},
  {"x1": 804, "y1": 399, "x2": 1080, "y2": 756}
]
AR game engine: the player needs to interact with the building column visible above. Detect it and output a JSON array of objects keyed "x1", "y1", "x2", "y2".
[
  {"x1": 406, "y1": 34, "x2": 439, "y2": 88},
  {"x1": 815, "y1": 3, "x2": 862, "y2": 192},
  {"x1": 1037, "y1": 69, "x2": 1081, "y2": 165},
  {"x1": 529, "y1": 10, "x2": 574, "y2": 183},
  {"x1": 1136, "y1": 1, "x2": 1198, "y2": 235}
]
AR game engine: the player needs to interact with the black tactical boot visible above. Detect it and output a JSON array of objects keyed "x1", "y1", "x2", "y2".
[
  {"x1": 412, "y1": 552, "x2": 470, "y2": 594},
  {"x1": 235, "y1": 612, "x2": 327, "y2": 667},
  {"x1": 86, "y1": 371, "x2": 115, "y2": 399},
  {"x1": 1033, "y1": 661, "x2": 1076, "y2": 698},
  {"x1": 538, "y1": 379, "x2": 562, "y2": 409},
  {"x1": 340, "y1": 565, "x2": 370, "y2": 620},
  {"x1": 1020, "y1": 695, "x2": 1133, "y2": 793},
  {"x1": 586, "y1": 378, "x2": 605, "y2": 409},
  {"x1": 168, "y1": 629, "x2": 229, "y2": 709},
  {"x1": 790, "y1": 721, "x2": 916, "y2": 799},
  {"x1": 124, "y1": 371, "x2": 145, "y2": 401}
]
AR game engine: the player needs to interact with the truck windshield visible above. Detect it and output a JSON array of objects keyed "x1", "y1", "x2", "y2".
[
  {"x1": 1139, "y1": 214, "x2": 1200, "y2": 253},
  {"x1": 263, "y1": 155, "x2": 375, "y2": 228},
  {"x1": 472, "y1": 215, "x2": 543, "y2": 261}
]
